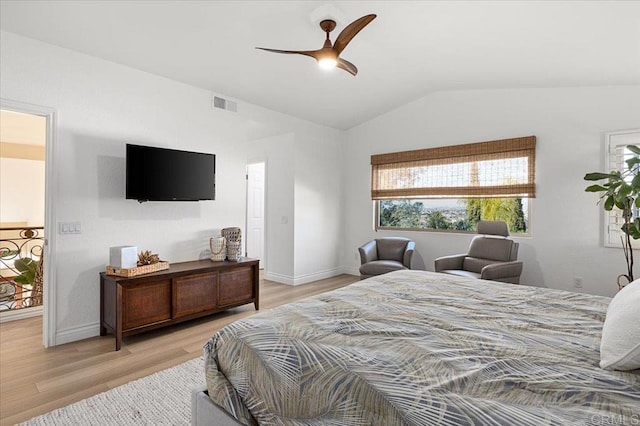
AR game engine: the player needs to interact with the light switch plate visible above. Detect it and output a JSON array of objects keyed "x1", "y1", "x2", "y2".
[{"x1": 59, "y1": 222, "x2": 81, "y2": 234}]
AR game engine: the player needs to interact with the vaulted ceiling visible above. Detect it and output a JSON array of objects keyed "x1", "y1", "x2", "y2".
[{"x1": 1, "y1": 1, "x2": 639, "y2": 129}]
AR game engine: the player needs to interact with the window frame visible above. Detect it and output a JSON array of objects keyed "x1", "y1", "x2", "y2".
[
  {"x1": 603, "y1": 129, "x2": 640, "y2": 248},
  {"x1": 371, "y1": 136, "x2": 536, "y2": 235}
]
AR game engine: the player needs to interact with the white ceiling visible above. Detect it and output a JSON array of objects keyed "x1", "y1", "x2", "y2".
[{"x1": 1, "y1": 1, "x2": 639, "y2": 130}]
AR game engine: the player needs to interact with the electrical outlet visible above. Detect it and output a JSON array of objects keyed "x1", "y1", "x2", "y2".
[{"x1": 573, "y1": 277, "x2": 583, "y2": 288}]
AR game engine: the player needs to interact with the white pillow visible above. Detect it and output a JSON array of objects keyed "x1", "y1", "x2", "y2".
[{"x1": 600, "y1": 278, "x2": 640, "y2": 370}]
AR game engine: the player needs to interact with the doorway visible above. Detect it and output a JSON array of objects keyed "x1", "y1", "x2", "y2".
[
  {"x1": 246, "y1": 162, "x2": 265, "y2": 269},
  {"x1": 0, "y1": 99, "x2": 56, "y2": 347}
]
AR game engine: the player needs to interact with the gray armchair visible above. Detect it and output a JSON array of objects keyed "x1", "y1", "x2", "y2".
[
  {"x1": 434, "y1": 221, "x2": 523, "y2": 284},
  {"x1": 359, "y1": 237, "x2": 415, "y2": 280}
]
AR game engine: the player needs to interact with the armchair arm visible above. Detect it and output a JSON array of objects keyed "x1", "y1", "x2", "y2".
[
  {"x1": 358, "y1": 240, "x2": 378, "y2": 265},
  {"x1": 434, "y1": 254, "x2": 466, "y2": 272},
  {"x1": 403, "y1": 241, "x2": 416, "y2": 268},
  {"x1": 480, "y1": 261, "x2": 523, "y2": 281}
]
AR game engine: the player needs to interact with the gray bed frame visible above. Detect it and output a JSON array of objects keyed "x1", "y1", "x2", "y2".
[{"x1": 191, "y1": 387, "x2": 244, "y2": 426}]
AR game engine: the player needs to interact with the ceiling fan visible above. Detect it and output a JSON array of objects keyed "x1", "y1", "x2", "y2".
[{"x1": 256, "y1": 14, "x2": 377, "y2": 76}]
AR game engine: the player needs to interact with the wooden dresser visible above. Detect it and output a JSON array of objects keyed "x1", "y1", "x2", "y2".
[{"x1": 100, "y1": 258, "x2": 259, "y2": 351}]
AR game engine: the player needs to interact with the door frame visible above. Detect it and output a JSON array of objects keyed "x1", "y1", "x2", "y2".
[
  {"x1": 245, "y1": 159, "x2": 267, "y2": 270},
  {"x1": 1, "y1": 98, "x2": 58, "y2": 347}
]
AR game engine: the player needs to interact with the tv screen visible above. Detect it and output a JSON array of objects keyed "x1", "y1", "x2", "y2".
[{"x1": 126, "y1": 144, "x2": 216, "y2": 202}]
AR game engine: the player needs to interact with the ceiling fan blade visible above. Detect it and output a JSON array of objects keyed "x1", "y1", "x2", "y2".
[
  {"x1": 336, "y1": 58, "x2": 358, "y2": 76},
  {"x1": 256, "y1": 47, "x2": 321, "y2": 60},
  {"x1": 333, "y1": 14, "x2": 376, "y2": 55}
]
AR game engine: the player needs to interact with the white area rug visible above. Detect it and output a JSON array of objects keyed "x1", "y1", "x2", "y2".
[{"x1": 20, "y1": 357, "x2": 205, "y2": 425}]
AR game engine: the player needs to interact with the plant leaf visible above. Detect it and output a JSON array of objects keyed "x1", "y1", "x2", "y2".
[
  {"x1": 626, "y1": 145, "x2": 640, "y2": 155},
  {"x1": 618, "y1": 183, "x2": 632, "y2": 198},
  {"x1": 13, "y1": 258, "x2": 35, "y2": 273},
  {"x1": 585, "y1": 184, "x2": 607, "y2": 192},
  {"x1": 584, "y1": 172, "x2": 614, "y2": 181},
  {"x1": 12, "y1": 258, "x2": 38, "y2": 285},
  {"x1": 604, "y1": 195, "x2": 615, "y2": 210},
  {"x1": 626, "y1": 157, "x2": 640, "y2": 169}
]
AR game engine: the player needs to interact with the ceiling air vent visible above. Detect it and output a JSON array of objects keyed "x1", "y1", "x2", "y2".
[{"x1": 213, "y1": 96, "x2": 237, "y2": 112}]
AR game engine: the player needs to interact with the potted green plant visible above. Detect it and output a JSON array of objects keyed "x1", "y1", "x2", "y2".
[
  {"x1": 13, "y1": 258, "x2": 39, "y2": 286},
  {"x1": 584, "y1": 144, "x2": 640, "y2": 289}
]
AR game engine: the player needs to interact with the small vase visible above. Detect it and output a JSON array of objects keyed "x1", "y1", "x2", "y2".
[
  {"x1": 226, "y1": 240, "x2": 242, "y2": 262},
  {"x1": 209, "y1": 237, "x2": 226, "y2": 261}
]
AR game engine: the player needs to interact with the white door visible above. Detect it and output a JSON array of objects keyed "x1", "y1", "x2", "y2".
[{"x1": 246, "y1": 162, "x2": 265, "y2": 268}]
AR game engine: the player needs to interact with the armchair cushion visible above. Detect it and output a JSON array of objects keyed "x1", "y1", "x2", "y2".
[
  {"x1": 376, "y1": 238, "x2": 410, "y2": 263},
  {"x1": 359, "y1": 260, "x2": 407, "y2": 277},
  {"x1": 467, "y1": 237, "x2": 517, "y2": 262},
  {"x1": 438, "y1": 269, "x2": 481, "y2": 280}
]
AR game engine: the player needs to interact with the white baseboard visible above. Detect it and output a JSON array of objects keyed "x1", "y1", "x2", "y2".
[
  {"x1": 55, "y1": 321, "x2": 100, "y2": 346},
  {"x1": 265, "y1": 267, "x2": 356, "y2": 286},
  {"x1": 0, "y1": 305, "x2": 43, "y2": 323},
  {"x1": 264, "y1": 271, "x2": 294, "y2": 285},
  {"x1": 292, "y1": 268, "x2": 343, "y2": 286}
]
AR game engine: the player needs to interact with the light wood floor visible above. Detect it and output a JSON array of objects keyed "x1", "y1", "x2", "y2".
[{"x1": 0, "y1": 274, "x2": 359, "y2": 425}]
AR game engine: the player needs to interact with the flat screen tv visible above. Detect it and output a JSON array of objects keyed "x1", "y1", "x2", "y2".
[{"x1": 126, "y1": 144, "x2": 216, "y2": 202}]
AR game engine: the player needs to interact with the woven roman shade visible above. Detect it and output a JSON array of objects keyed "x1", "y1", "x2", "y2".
[{"x1": 371, "y1": 136, "x2": 536, "y2": 200}]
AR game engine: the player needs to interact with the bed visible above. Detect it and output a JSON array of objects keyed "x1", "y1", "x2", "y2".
[{"x1": 195, "y1": 270, "x2": 640, "y2": 425}]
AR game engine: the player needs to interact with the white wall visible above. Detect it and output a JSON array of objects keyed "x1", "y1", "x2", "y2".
[
  {"x1": 293, "y1": 132, "x2": 344, "y2": 283},
  {"x1": 0, "y1": 31, "x2": 249, "y2": 342},
  {"x1": 343, "y1": 86, "x2": 640, "y2": 297},
  {"x1": 247, "y1": 130, "x2": 345, "y2": 285},
  {"x1": 247, "y1": 133, "x2": 295, "y2": 280},
  {"x1": 0, "y1": 158, "x2": 45, "y2": 226},
  {"x1": 1, "y1": 31, "x2": 344, "y2": 344}
]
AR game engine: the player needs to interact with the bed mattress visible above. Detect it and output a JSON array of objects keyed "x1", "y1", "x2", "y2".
[{"x1": 204, "y1": 270, "x2": 640, "y2": 425}]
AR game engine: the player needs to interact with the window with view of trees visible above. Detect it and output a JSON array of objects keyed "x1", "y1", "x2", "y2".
[
  {"x1": 371, "y1": 136, "x2": 536, "y2": 234},
  {"x1": 378, "y1": 198, "x2": 528, "y2": 233}
]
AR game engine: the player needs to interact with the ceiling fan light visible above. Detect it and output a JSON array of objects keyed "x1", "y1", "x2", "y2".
[{"x1": 318, "y1": 57, "x2": 337, "y2": 70}]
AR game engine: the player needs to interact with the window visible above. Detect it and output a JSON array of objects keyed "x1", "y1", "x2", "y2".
[
  {"x1": 371, "y1": 136, "x2": 536, "y2": 234},
  {"x1": 604, "y1": 130, "x2": 640, "y2": 247}
]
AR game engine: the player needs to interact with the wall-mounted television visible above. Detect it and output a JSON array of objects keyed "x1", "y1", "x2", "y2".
[{"x1": 126, "y1": 144, "x2": 216, "y2": 202}]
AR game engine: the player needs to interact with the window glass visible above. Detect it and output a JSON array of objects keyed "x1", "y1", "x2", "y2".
[{"x1": 378, "y1": 198, "x2": 529, "y2": 234}]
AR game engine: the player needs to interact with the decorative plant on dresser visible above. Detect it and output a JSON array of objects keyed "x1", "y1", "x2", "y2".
[{"x1": 584, "y1": 144, "x2": 640, "y2": 290}]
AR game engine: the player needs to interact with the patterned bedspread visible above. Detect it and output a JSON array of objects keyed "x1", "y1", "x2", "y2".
[{"x1": 204, "y1": 270, "x2": 640, "y2": 425}]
